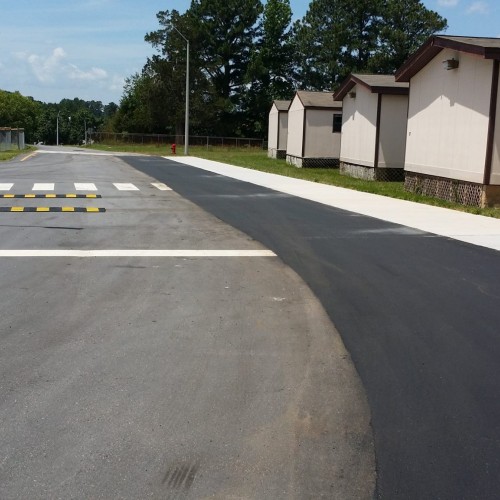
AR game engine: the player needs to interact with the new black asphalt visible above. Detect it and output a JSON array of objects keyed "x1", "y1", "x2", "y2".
[{"x1": 125, "y1": 156, "x2": 500, "y2": 500}]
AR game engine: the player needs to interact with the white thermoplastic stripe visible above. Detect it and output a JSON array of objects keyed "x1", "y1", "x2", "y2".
[
  {"x1": 113, "y1": 183, "x2": 139, "y2": 191},
  {"x1": 151, "y1": 183, "x2": 172, "y2": 191},
  {"x1": 0, "y1": 183, "x2": 14, "y2": 191},
  {"x1": 0, "y1": 250, "x2": 276, "y2": 257},
  {"x1": 32, "y1": 183, "x2": 55, "y2": 191},
  {"x1": 75, "y1": 183, "x2": 97, "y2": 191}
]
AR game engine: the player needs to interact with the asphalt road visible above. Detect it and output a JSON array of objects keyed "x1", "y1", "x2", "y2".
[
  {"x1": 0, "y1": 148, "x2": 374, "y2": 499},
  {"x1": 125, "y1": 155, "x2": 500, "y2": 500}
]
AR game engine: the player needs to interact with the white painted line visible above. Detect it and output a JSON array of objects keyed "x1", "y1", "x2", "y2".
[
  {"x1": 0, "y1": 183, "x2": 13, "y2": 191},
  {"x1": 0, "y1": 250, "x2": 276, "y2": 257},
  {"x1": 36, "y1": 150, "x2": 115, "y2": 156},
  {"x1": 32, "y1": 183, "x2": 55, "y2": 191},
  {"x1": 152, "y1": 182, "x2": 172, "y2": 191},
  {"x1": 113, "y1": 183, "x2": 139, "y2": 191},
  {"x1": 75, "y1": 183, "x2": 97, "y2": 191}
]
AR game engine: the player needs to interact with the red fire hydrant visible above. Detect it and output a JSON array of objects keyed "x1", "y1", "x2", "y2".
[{"x1": 171, "y1": 143, "x2": 176, "y2": 155}]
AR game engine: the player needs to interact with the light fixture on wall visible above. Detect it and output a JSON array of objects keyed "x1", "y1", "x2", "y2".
[
  {"x1": 348, "y1": 91, "x2": 356, "y2": 98},
  {"x1": 443, "y1": 58, "x2": 459, "y2": 70}
]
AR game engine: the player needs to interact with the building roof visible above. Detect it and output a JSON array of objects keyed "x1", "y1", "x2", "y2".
[
  {"x1": 334, "y1": 74, "x2": 409, "y2": 100},
  {"x1": 295, "y1": 91, "x2": 342, "y2": 109},
  {"x1": 273, "y1": 100, "x2": 291, "y2": 111},
  {"x1": 396, "y1": 35, "x2": 500, "y2": 82}
]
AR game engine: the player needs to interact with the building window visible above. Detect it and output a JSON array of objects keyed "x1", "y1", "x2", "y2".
[{"x1": 333, "y1": 113, "x2": 342, "y2": 133}]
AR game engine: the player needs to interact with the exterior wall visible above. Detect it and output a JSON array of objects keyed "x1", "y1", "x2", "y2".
[
  {"x1": 490, "y1": 68, "x2": 500, "y2": 185},
  {"x1": 339, "y1": 85, "x2": 377, "y2": 168},
  {"x1": 267, "y1": 104, "x2": 279, "y2": 151},
  {"x1": 304, "y1": 109, "x2": 341, "y2": 158},
  {"x1": 286, "y1": 96, "x2": 305, "y2": 158},
  {"x1": 278, "y1": 111, "x2": 288, "y2": 150},
  {"x1": 405, "y1": 48, "x2": 492, "y2": 183},
  {"x1": 378, "y1": 94, "x2": 408, "y2": 169}
]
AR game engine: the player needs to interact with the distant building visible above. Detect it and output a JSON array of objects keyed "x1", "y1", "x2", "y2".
[
  {"x1": 396, "y1": 35, "x2": 500, "y2": 207},
  {"x1": 286, "y1": 91, "x2": 342, "y2": 168},
  {"x1": 267, "y1": 100, "x2": 290, "y2": 159},
  {"x1": 334, "y1": 74, "x2": 409, "y2": 181}
]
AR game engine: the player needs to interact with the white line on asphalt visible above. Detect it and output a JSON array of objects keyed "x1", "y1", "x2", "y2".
[
  {"x1": 0, "y1": 250, "x2": 276, "y2": 257},
  {"x1": 113, "y1": 183, "x2": 139, "y2": 191},
  {"x1": 32, "y1": 183, "x2": 55, "y2": 191},
  {"x1": 0, "y1": 184, "x2": 14, "y2": 191},
  {"x1": 74, "y1": 183, "x2": 98, "y2": 191},
  {"x1": 151, "y1": 183, "x2": 172, "y2": 191}
]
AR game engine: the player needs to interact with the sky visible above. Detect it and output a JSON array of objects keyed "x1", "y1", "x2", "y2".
[{"x1": 1, "y1": 0, "x2": 499, "y2": 105}]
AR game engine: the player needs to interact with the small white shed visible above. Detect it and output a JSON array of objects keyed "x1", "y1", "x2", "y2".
[
  {"x1": 267, "y1": 100, "x2": 290, "y2": 159},
  {"x1": 286, "y1": 91, "x2": 342, "y2": 167},
  {"x1": 395, "y1": 35, "x2": 500, "y2": 207},
  {"x1": 334, "y1": 74, "x2": 409, "y2": 181}
]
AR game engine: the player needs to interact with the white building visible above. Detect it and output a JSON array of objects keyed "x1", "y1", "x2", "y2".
[
  {"x1": 286, "y1": 91, "x2": 342, "y2": 167},
  {"x1": 396, "y1": 35, "x2": 500, "y2": 207},
  {"x1": 334, "y1": 74, "x2": 409, "y2": 181},
  {"x1": 267, "y1": 100, "x2": 290, "y2": 159}
]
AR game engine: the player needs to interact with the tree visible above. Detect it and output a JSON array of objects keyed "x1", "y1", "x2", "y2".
[
  {"x1": 242, "y1": 0, "x2": 296, "y2": 136},
  {"x1": 293, "y1": 0, "x2": 446, "y2": 90},
  {"x1": 370, "y1": 0, "x2": 447, "y2": 74},
  {"x1": 0, "y1": 90, "x2": 40, "y2": 143}
]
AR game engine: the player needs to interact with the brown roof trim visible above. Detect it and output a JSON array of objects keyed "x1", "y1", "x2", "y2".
[
  {"x1": 335, "y1": 74, "x2": 409, "y2": 100},
  {"x1": 396, "y1": 35, "x2": 500, "y2": 82}
]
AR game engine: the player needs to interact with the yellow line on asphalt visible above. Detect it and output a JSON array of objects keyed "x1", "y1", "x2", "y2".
[
  {"x1": 11, "y1": 207, "x2": 24, "y2": 212},
  {"x1": 61, "y1": 207, "x2": 75, "y2": 212},
  {"x1": 20, "y1": 152, "x2": 38, "y2": 162},
  {"x1": 37, "y1": 207, "x2": 50, "y2": 212}
]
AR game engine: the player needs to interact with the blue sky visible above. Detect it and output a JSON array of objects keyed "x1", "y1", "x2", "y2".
[{"x1": 1, "y1": 0, "x2": 499, "y2": 105}]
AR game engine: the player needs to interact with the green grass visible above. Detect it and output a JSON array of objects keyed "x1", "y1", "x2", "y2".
[
  {"x1": 0, "y1": 146, "x2": 35, "y2": 162},
  {"x1": 85, "y1": 142, "x2": 500, "y2": 218}
]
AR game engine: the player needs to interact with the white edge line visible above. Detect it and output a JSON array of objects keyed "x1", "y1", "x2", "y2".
[{"x1": 0, "y1": 250, "x2": 276, "y2": 257}]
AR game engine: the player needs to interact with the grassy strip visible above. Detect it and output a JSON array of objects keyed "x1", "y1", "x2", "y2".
[
  {"x1": 0, "y1": 146, "x2": 35, "y2": 162},
  {"x1": 86, "y1": 143, "x2": 500, "y2": 218}
]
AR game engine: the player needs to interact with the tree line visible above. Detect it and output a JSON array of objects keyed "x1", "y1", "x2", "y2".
[
  {"x1": 115, "y1": 0, "x2": 446, "y2": 138},
  {"x1": 1, "y1": 0, "x2": 446, "y2": 144},
  {"x1": 0, "y1": 90, "x2": 118, "y2": 145}
]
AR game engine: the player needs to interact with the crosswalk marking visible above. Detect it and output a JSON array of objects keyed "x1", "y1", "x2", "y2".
[
  {"x1": 33, "y1": 183, "x2": 54, "y2": 191},
  {"x1": 0, "y1": 182, "x2": 173, "y2": 193},
  {"x1": 151, "y1": 182, "x2": 172, "y2": 191},
  {"x1": 113, "y1": 183, "x2": 139, "y2": 191},
  {"x1": 75, "y1": 183, "x2": 97, "y2": 191}
]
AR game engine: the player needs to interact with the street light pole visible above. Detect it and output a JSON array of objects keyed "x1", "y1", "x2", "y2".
[
  {"x1": 56, "y1": 111, "x2": 60, "y2": 146},
  {"x1": 172, "y1": 26, "x2": 189, "y2": 155}
]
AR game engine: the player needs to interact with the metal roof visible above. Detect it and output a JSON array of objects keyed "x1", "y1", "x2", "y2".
[
  {"x1": 295, "y1": 91, "x2": 342, "y2": 109},
  {"x1": 272, "y1": 100, "x2": 291, "y2": 111},
  {"x1": 334, "y1": 74, "x2": 409, "y2": 100}
]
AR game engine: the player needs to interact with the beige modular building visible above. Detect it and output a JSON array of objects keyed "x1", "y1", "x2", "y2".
[
  {"x1": 267, "y1": 100, "x2": 290, "y2": 159},
  {"x1": 286, "y1": 91, "x2": 342, "y2": 167},
  {"x1": 334, "y1": 74, "x2": 409, "y2": 181},
  {"x1": 396, "y1": 35, "x2": 500, "y2": 207}
]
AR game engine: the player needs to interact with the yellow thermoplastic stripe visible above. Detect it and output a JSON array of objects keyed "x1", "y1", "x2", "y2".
[
  {"x1": 61, "y1": 207, "x2": 75, "y2": 212},
  {"x1": 46, "y1": 194, "x2": 56, "y2": 198},
  {"x1": 37, "y1": 207, "x2": 50, "y2": 212},
  {"x1": 11, "y1": 207, "x2": 24, "y2": 212}
]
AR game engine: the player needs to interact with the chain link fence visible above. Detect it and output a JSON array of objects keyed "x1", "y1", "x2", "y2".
[
  {"x1": 0, "y1": 128, "x2": 25, "y2": 151},
  {"x1": 92, "y1": 132, "x2": 265, "y2": 149}
]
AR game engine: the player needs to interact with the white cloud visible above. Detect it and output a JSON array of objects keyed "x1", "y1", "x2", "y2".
[
  {"x1": 68, "y1": 65, "x2": 107, "y2": 81},
  {"x1": 438, "y1": 0, "x2": 459, "y2": 6},
  {"x1": 22, "y1": 47, "x2": 67, "y2": 83},
  {"x1": 467, "y1": 1, "x2": 489, "y2": 13}
]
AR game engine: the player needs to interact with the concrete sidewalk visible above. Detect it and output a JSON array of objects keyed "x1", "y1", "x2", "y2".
[{"x1": 168, "y1": 156, "x2": 500, "y2": 253}]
